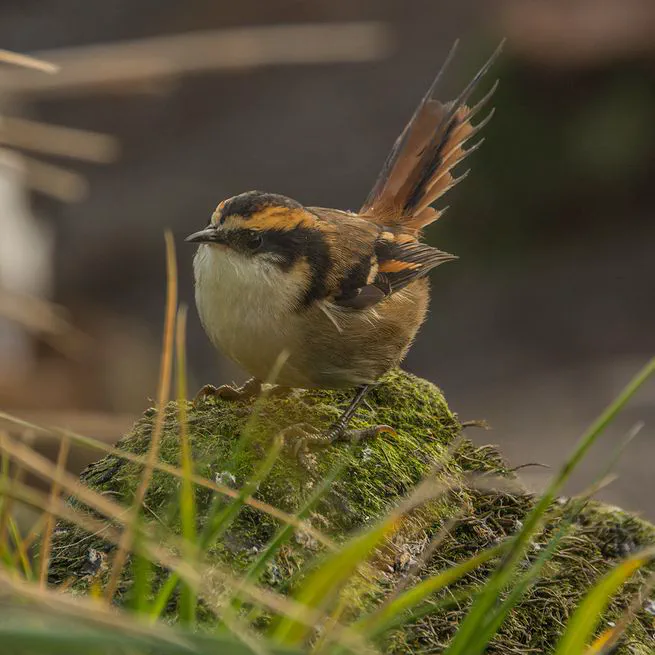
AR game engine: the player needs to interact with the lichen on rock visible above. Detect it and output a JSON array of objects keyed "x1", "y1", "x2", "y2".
[{"x1": 48, "y1": 369, "x2": 655, "y2": 653}]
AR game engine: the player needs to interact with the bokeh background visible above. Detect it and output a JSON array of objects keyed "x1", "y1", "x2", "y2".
[{"x1": 1, "y1": 0, "x2": 653, "y2": 519}]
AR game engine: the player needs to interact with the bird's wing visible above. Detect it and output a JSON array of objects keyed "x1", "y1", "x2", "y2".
[{"x1": 333, "y1": 231, "x2": 457, "y2": 310}]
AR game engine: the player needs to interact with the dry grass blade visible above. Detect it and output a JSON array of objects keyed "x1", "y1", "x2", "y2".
[
  {"x1": 0, "y1": 49, "x2": 58, "y2": 73},
  {"x1": 0, "y1": 412, "x2": 336, "y2": 551},
  {"x1": 38, "y1": 434, "x2": 70, "y2": 588},
  {"x1": 0, "y1": 431, "x2": 231, "y2": 588},
  {"x1": 0, "y1": 116, "x2": 119, "y2": 163},
  {"x1": 0, "y1": 474, "x2": 371, "y2": 653},
  {"x1": 0, "y1": 437, "x2": 25, "y2": 553},
  {"x1": 585, "y1": 570, "x2": 655, "y2": 654},
  {"x1": 0, "y1": 23, "x2": 391, "y2": 97},
  {"x1": 104, "y1": 230, "x2": 177, "y2": 601},
  {"x1": 0, "y1": 475, "x2": 198, "y2": 585},
  {"x1": 385, "y1": 509, "x2": 465, "y2": 604},
  {"x1": 0, "y1": 432, "x2": 146, "y2": 539},
  {"x1": 0, "y1": 435, "x2": 11, "y2": 552}
]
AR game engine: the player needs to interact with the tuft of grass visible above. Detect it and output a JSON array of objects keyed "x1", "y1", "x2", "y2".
[{"x1": 442, "y1": 357, "x2": 655, "y2": 655}]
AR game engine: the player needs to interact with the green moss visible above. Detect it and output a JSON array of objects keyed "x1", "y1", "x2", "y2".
[{"x1": 48, "y1": 369, "x2": 655, "y2": 653}]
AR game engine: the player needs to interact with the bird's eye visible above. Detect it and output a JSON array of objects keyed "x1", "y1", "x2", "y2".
[{"x1": 246, "y1": 232, "x2": 263, "y2": 252}]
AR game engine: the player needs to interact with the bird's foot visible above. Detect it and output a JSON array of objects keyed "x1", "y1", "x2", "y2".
[
  {"x1": 193, "y1": 377, "x2": 262, "y2": 404},
  {"x1": 280, "y1": 422, "x2": 395, "y2": 469},
  {"x1": 193, "y1": 379, "x2": 292, "y2": 405}
]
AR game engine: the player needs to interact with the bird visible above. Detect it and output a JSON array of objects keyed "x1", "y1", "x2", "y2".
[{"x1": 186, "y1": 41, "x2": 502, "y2": 460}]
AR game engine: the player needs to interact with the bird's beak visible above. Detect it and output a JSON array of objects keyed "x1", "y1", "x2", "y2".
[{"x1": 185, "y1": 227, "x2": 220, "y2": 244}]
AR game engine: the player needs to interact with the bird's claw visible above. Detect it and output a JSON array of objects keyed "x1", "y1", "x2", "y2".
[
  {"x1": 193, "y1": 378, "x2": 262, "y2": 404},
  {"x1": 279, "y1": 422, "x2": 396, "y2": 469}
]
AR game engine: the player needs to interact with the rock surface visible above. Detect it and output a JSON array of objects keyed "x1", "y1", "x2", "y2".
[{"x1": 49, "y1": 370, "x2": 655, "y2": 653}]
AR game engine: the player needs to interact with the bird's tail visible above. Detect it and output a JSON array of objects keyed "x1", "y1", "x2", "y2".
[{"x1": 360, "y1": 41, "x2": 503, "y2": 233}]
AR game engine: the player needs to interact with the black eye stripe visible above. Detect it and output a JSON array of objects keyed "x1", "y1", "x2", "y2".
[{"x1": 222, "y1": 227, "x2": 330, "y2": 305}]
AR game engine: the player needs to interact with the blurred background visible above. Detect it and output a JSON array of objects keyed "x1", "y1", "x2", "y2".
[{"x1": 0, "y1": 0, "x2": 653, "y2": 519}]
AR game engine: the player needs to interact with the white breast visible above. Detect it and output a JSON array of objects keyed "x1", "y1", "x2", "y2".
[{"x1": 193, "y1": 245, "x2": 303, "y2": 381}]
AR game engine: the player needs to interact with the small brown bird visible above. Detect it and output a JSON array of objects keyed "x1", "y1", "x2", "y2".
[{"x1": 186, "y1": 42, "x2": 501, "y2": 455}]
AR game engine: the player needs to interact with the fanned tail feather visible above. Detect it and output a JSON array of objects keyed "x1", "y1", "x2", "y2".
[{"x1": 361, "y1": 40, "x2": 504, "y2": 234}]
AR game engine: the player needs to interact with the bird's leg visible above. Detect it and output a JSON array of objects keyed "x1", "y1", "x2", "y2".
[
  {"x1": 324, "y1": 384, "x2": 386, "y2": 443},
  {"x1": 281, "y1": 385, "x2": 395, "y2": 467},
  {"x1": 193, "y1": 377, "x2": 263, "y2": 403}
]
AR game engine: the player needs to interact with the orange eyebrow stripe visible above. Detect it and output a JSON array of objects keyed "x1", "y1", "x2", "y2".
[
  {"x1": 210, "y1": 199, "x2": 227, "y2": 224},
  {"x1": 379, "y1": 259, "x2": 420, "y2": 273},
  {"x1": 242, "y1": 207, "x2": 317, "y2": 231}
]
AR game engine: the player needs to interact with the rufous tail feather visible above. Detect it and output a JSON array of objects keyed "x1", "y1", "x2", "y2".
[{"x1": 361, "y1": 40, "x2": 504, "y2": 234}]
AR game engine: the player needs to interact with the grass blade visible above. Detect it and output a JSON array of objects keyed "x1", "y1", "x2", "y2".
[
  {"x1": 464, "y1": 423, "x2": 641, "y2": 649},
  {"x1": 272, "y1": 477, "x2": 448, "y2": 647},
  {"x1": 585, "y1": 570, "x2": 655, "y2": 654},
  {"x1": 130, "y1": 529, "x2": 154, "y2": 613},
  {"x1": 464, "y1": 503, "x2": 585, "y2": 649},
  {"x1": 271, "y1": 515, "x2": 396, "y2": 646},
  {"x1": 236, "y1": 455, "x2": 349, "y2": 616},
  {"x1": 553, "y1": 547, "x2": 655, "y2": 655},
  {"x1": 38, "y1": 434, "x2": 70, "y2": 587},
  {"x1": 104, "y1": 230, "x2": 178, "y2": 601},
  {"x1": 151, "y1": 352, "x2": 289, "y2": 619},
  {"x1": 176, "y1": 305, "x2": 198, "y2": 625},
  {"x1": 0, "y1": 411, "x2": 335, "y2": 551},
  {"x1": 8, "y1": 516, "x2": 34, "y2": 579},
  {"x1": 150, "y1": 433, "x2": 284, "y2": 620},
  {"x1": 444, "y1": 356, "x2": 655, "y2": 655},
  {"x1": 232, "y1": 446, "x2": 374, "y2": 629},
  {"x1": 355, "y1": 542, "x2": 505, "y2": 638},
  {"x1": 0, "y1": 442, "x2": 19, "y2": 554}
]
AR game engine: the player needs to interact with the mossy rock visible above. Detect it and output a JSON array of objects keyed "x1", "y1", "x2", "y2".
[{"x1": 48, "y1": 369, "x2": 655, "y2": 653}]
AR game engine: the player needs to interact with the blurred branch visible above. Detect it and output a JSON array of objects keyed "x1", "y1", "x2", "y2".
[
  {"x1": 0, "y1": 288, "x2": 90, "y2": 358},
  {"x1": 0, "y1": 22, "x2": 393, "y2": 97},
  {"x1": 0, "y1": 117, "x2": 119, "y2": 163},
  {"x1": 0, "y1": 152, "x2": 87, "y2": 202},
  {"x1": 0, "y1": 50, "x2": 58, "y2": 74}
]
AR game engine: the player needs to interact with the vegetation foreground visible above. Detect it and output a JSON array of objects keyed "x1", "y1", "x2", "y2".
[
  {"x1": 1, "y1": 238, "x2": 654, "y2": 653},
  {"x1": 1, "y1": 367, "x2": 648, "y2": 654}
]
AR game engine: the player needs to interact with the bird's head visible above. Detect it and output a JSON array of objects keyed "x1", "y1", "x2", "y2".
[{"x1": 186, "y1": 190, "x2": 324, "y2": 268}]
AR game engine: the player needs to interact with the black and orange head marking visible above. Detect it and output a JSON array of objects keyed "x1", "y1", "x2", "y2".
[
  {"x1": 201, "y1": 191, "x2": 332, "y2": 305},
  {"x1": 212, "y1": 190, "x2": 317, "y2": 231}
]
